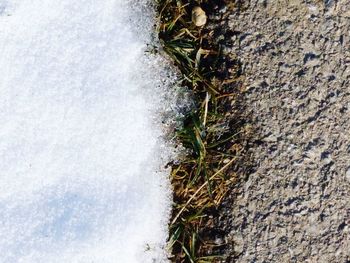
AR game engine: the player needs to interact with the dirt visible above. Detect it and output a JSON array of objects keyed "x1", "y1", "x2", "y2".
[{"x1": 220, "y1": 0, "x2": 350, "y2": 262}]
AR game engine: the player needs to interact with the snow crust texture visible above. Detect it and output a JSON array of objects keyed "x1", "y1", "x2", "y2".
[{"x1": 0, "y1": 0, "x2": 179, "y2": 262}]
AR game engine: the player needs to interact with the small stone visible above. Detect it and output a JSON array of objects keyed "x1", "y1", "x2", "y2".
[
  {"x1": 346, "y1": 167, "x2": 350, "y2": 182},
  {"x1": 192, "y1": 6, "x2": 207, "y2": 27},
  {"x1": 232, "y1": 233, "x2": 244, "y2": 254}
]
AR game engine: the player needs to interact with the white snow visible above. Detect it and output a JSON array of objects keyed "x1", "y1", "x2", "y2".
[{"x1": 0, "y1": 0, "x2": 181, "y2": 262}]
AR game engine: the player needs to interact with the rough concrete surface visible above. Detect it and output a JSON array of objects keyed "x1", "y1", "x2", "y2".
[{"x1": 226, "y1": 1, "x2": 350, "y2": 262}]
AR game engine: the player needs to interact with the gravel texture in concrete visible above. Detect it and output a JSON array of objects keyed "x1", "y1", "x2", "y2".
[{"x1": 226, "y1": 1, "x2": 350, "y2": 262}]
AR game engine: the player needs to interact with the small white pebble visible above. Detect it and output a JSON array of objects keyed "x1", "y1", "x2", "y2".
[{"x1": 192, "y1": 6, "x2": 207, "y2": 27}]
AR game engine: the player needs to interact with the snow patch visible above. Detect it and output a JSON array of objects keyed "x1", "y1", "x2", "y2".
[{"x1": 0, "y1": 0, "x2": 182, "y2": 262}]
